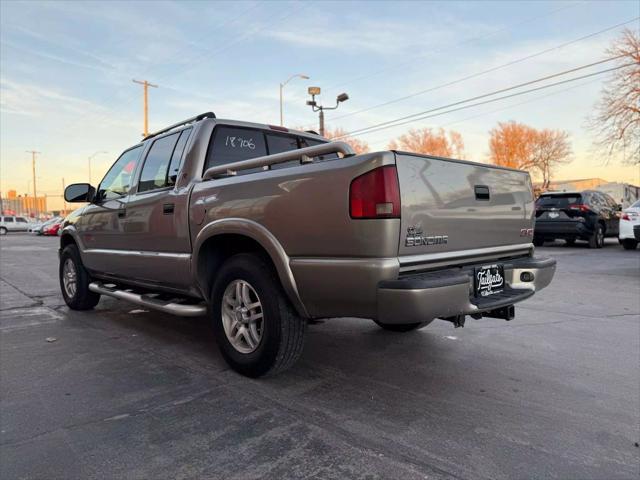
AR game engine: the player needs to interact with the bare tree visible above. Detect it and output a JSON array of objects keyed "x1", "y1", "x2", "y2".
[
  {"x1": 488, "y1": 121, "x2": 572, "y2": 188},
  {"x1": 532, "y1": 129, "x2": 572, "y2": 189},
  {"x1": 590, "y1": 28, "x2": 640, "y2": 164},
  {"x1": 324, "y1": 127, "x2": 370, "y2": 154},
  {"x1": 388, "y1": 128, "x2": 465, "y2": 158}
]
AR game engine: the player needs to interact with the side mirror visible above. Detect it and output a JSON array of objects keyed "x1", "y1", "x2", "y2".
[{"x1": 64, "y1": 183, "x2": 95, "y2": 203}]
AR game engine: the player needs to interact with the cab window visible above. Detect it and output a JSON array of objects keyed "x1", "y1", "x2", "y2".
[
  {"x1": 205, "y1": 126, "x2": 267, "y2": 175},
  {"x1": 98, "y1": 146, "x2": 142, "y2": 200},
  {"x1": 267, "y1": 133, "x2": 300, "y2": 170},
  {"x1": 138, "y1": 132, "x2": 180, "y2": 193}
]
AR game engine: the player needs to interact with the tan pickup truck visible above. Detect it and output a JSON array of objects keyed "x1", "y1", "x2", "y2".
[{"x1": 60, "y1": 112, "x2": 556, "y2": 377}]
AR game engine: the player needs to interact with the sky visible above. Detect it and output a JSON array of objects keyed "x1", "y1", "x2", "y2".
[{"x1": 1, "y1": 0, "x2": 639, "y2": 210}]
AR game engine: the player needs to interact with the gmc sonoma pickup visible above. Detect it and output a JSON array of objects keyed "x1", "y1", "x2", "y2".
[{"x1": 60, "y1": 112, "x2": 556, "y2": 377}]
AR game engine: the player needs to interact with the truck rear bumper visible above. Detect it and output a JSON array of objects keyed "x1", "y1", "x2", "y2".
[{"x1": 376, "y1": 256, "x2": 556, "y2": 324}]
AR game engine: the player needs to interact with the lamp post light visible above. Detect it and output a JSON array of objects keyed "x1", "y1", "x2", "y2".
[
  {"x1": 306, "y1": 87, "x2": 349, "y2": 137},
  {"x1": 88, "y1": 151, "x2": 108, "y2": 185},
  {"x1": 279, "y1": 74, "x2": 310, "y2": 126}
]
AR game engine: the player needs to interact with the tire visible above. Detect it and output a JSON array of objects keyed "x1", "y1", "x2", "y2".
[
  {"x1": 565, "y1": 238, "x2": 576, "y2": 246},
  {"x1": 0, "y1": 227, "x2": 7, "y2": 236},
  {"x1": 59, "y1": 244, "x2": 101, "y2": 310},
  {"x1": 533, "y1": 238, "x2": 544, "y2": 247},
  {"x1": 374, "y1": 320, "x2": 430, "y2": 332},
  {"x1": 588, "y1": 224, "x2": 605, "y2": 249},
  {"x1": 210, "y1": 253, "x2": 306, "y2": 377},
  {"x1": 622, "y1": 239, "x2": 638, "y2": 250}
]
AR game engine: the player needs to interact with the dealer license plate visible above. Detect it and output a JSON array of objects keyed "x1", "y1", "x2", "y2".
[{"x1": 474, "y1": 264, "x2": 505, "y2": 297}]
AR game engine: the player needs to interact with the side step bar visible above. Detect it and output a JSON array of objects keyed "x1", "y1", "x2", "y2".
[{"x1": 89, "y1": 282, "x2": 207, "y2": 317}]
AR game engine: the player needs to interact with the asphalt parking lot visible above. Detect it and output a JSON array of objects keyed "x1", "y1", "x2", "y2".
[{"x1": 0, "y1": 234, "x2": 638, "y2": 479}]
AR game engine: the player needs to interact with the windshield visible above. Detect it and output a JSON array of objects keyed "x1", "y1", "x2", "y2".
[
  {"x1": 630, "y1": 199, "x2": 640, "y2": 209},
  {"x1": 536, "y1": 194, "x2": 582, "y2": 208}
]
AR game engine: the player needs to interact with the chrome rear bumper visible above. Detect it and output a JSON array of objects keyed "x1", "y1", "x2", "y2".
[{"x1": 376, "y1": 257, "x2": 556, "y2": 325}]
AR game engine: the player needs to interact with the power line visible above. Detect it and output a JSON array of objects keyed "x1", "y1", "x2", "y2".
[
  {"x1": 331, "y1": 17, "x2": 639, "y2": 123},
  {"x1": 321, "y1": 1, "x2": 585, "y2": 91},
  {"x1": 336, "y1": 62, "x2": 631, "y2": 139},
  {"x1": 366, "y1": 77, "x2": 604, "y2": 150}
]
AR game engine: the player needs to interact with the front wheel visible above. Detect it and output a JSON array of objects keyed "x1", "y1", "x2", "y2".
[
  {"x1": 622, "y1": 239, "x2": 638, "y2": 250},
  {"x1": 0, "y1": 227, "x2": 7, "y2": 236},
  {"x1": 59, "y1": 244, "x2": 101, "y2": 310},
  {"x1": 210, "y1": 253, "x2": 306, "y2": 377}
]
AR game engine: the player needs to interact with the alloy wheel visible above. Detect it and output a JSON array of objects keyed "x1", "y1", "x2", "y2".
[{"x1": 221, "y1": 279, "x2": 264, "y2": 354}]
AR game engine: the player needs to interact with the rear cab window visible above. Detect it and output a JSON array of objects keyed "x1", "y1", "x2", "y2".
[{"x1": 204, "y1": 125, "x2": 335, "y2": 176}]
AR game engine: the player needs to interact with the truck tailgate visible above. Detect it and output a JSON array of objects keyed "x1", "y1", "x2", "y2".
[{"x1": 394, "y1": 152, "x2": 534, "y2": 258}]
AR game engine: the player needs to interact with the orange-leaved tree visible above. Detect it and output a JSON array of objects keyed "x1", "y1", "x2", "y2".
[
  {"x1": 488, "y1": 121, "x2": 572, "y2": 189},
  {"x1": 388, "y1": 128, "x2": 465, "y2": 158},
  {"x1": 323, "y1": 127, "x2": 370, "y2": 154}
]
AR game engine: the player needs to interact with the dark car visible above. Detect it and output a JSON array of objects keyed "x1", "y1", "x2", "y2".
[{"x1": 534, "y1": 190, "x2": 620, "y2": 248}]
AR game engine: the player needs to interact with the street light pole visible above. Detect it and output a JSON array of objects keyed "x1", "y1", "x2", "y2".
[
  {"x1": 88, "y1": 151, "x2": 108, "y2": 185},
  {"x1": 26, "y1": 150, "x2": 40, "y2": 217},
  {"x1": 305, "y1": 88, "x2": 349, "y2": 137},
  {"x1": 279, "y1": 74, "x2": 309, "y2": 126}
]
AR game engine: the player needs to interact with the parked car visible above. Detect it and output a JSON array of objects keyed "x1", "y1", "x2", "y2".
[
  {"x1": 31, "y1": 216, "x2": 62, "y2": 235},
  {"x1": 59, "y1": 112, "x2": 556, "y2": 377},
  {"x1": 0, "y1": 215, "x2": 33, "y2": 235},
  {"x1": 534, "y1": 190, "x2": 621, "y2": 248},
  {"x1": 42, "y1": 217, "x2": 64, "y2": 236},
  {"x1": 619, "y1": 199, "x2": 640, "y2": 250}
]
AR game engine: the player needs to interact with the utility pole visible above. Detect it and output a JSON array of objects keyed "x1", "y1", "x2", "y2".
[
  {"x1": 25, "y1": 150, "x2": 40, "y2": 218},
  {"x1": 132, "y1": 79, "x2": 158, "y2": 137},
  {"x1": 305, "y1": 87, "x2": 349, "y2": 137}
]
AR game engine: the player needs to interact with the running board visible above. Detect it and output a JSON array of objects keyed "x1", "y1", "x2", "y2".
[{"x1": 89, "y1": 282, "x2": 207, "y2": 317}]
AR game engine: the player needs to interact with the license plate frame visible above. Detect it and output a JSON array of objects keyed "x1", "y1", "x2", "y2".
[{"x1": 474, "y1": 264, "x2": 505, "y2": 298}]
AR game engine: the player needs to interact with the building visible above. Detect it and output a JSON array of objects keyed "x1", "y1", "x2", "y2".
[
  {"x1": 0, "y1": 190, "x2": 47, "y2": 217},
  {"x1": 537, "y1": 178, "x2": 640, "y2": 207}
]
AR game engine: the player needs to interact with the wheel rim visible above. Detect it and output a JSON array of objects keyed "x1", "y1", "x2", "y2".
[
  {"x1": 598, "y1": 228, "x2": 604, "y2": 246},
  {"x1": 221, "y1": 279, "x2": 264, "y2": 354},
  {"x1": 62, "y1": 258, "x2": 77, "y2": 298}
]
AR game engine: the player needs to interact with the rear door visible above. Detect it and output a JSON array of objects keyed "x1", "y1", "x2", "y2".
[
  {"x1": 394, "y1": 153, "x2": 534, "y2": 258},
  {"x1": 121, "y1": 128, "x2": 193, "y2": 287}
]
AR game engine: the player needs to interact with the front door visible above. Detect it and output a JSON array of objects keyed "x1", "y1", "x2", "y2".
[{"x1": 78, "y1": 145, "x2": 143, "y2": 275}]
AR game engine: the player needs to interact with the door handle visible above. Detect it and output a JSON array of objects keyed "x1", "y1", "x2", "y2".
[
  {"x1": 117, "y1": 209, "x2": 126, "y2": 218},
  {"x1": 163, "y1": 203, "x2": 175, "y2": 215},
  {"x1": 475, "y1": 185, "x2": 490, "y2": 201}
]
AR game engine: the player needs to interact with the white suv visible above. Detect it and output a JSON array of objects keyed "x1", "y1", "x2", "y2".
[
  {"x1": 0, "y1": 216, "x2": 33, "y2": 235},
  {"x1": 619, "y1": 199, "x2": 640, "y2": 250}
]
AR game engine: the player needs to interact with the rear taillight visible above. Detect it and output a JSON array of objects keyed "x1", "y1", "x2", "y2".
[
  {"x1": 568, "y1": 204, "x2": 591, "y2": 212},
  {"x1": 622, "y1": 213, "x2": 631, "y2": 221},
  {"x1": 349, "y1": 165, "x2": 400, "y2": 219}
]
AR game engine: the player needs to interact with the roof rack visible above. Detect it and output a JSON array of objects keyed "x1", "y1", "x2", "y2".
[
  {"x1": 145, "y1": 112, "x2": 216, "y2": 140},
  {"x1": 305, "y1": 130, "x2": 320, "y2": 135}
]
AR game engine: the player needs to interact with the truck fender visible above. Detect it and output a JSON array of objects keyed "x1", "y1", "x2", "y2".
[{"x1": 192, "y1": 218, "x2": 309, "y2": 318}]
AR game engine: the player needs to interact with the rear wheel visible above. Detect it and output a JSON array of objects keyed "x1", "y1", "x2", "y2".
[
  {"x1": 374, "y1": 320, "x2": 430, "y2": 332},
  {"x1": 622, "y1": 239, "x2": 638, "y2": 250},
  {"x1": 210, "y1": 253, "x2": 306, "y2": 377},
  {"x1": 588, "y1": 224, "x2": 605, "y2": 249},
  {"x1": 0, "y1": 227, "x2": 7, "y2": 236},
  {"x1": 59, "y1": 244, "x2": 100, "y2": 310}
]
